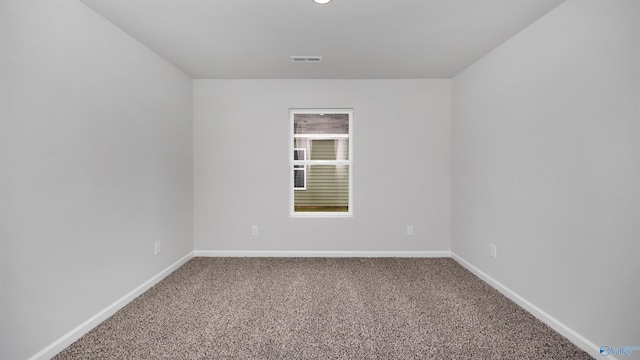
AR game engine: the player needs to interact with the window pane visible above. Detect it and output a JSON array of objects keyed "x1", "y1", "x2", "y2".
[
  {"x1": 294, "y1": 165, "x2": 349, "y2": 212},
  {"x1": 293, "y1": 168, "x2": 306, "y2": 189},
  {"x1": 294, "y1": 138, "x2": 349, "y2": 161},
  {"x1": 293, "y1": 148, "x2": 305, "y2": 161},
  {"x1": 294, "y1": 114, "x2": 349, "y2": 135},
  {"x1": 309, "y1": 139, "x2": 349, "y2": 160}
]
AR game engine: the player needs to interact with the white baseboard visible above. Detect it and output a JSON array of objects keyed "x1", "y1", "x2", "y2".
[
  {"x1": 29, "y1": 252, "x2": 194, "y2": 360},
  {"x1": 194, "y1": 250, "x2": 451, "y2": 258},
  {"x1": 451, "y1": 252, "x2": 611, "y2": 360}
]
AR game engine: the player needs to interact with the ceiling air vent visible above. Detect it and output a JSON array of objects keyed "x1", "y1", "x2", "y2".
[{"x1": 291, "y1": 56, "x2": 323, "y2": 63}]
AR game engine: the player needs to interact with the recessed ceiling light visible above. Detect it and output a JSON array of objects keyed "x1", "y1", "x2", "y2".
[{"x1": 313, "y1": 0, "x2": 331, "y2": 4}]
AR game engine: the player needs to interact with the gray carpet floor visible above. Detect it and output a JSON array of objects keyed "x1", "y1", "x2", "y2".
[{"x1": 54, "y1": 257, "x2": 593, "y2": 359}]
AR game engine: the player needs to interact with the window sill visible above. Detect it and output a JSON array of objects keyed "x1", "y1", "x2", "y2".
[{"x1": 290, "y1": 212, "x2": 353, "y2": 218}]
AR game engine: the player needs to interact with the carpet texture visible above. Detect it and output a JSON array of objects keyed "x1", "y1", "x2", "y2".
[{"x1": 54, "y1": 258, "x2": 592, "y2": 359}]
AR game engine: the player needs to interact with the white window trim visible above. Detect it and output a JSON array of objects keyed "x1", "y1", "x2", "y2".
[
  {"x1": 294, "y1": 134, "x2": 349, "y2": 139},
  {"x1": 290, "y1": 108, "x2": 353, "y2": 218}
]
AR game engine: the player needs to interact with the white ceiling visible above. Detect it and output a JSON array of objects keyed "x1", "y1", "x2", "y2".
[{"x1": 81, "y1": 0, "x2": 565, "y2": 79}]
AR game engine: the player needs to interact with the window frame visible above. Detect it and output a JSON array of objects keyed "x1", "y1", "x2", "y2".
[{"x1": 289, "y1": 108, "x2": 353, "y2": 218}]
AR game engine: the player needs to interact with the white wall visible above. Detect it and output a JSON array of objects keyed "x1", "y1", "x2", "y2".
[
  {"x1": 0, "y1": 1, "x2": 193, "y2": 359},
  {"x1": 452, "y1": 0, "x2": 640, "y2": 355},
  {"x1": 194, "y1": 80, "x2": 451, "y2": 254}
]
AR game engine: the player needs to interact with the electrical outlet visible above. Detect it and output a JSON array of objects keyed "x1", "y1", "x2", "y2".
[
  {"x1": 407, "y1": 226, "x2": 413, "y2": 236},
  {"x1": 154, "y1": 241, "x2": 161, "y2": 255},
  {"x1": 252, "y1": 226, "x2": 259, "y2": 236},
  {"x1": 490, "y1": 244, "x2": 497, "y2": 259}
]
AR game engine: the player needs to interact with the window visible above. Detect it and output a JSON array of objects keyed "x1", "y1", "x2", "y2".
[{"x1": 290, "y1": 109, "x2": 353, "y2": 217}]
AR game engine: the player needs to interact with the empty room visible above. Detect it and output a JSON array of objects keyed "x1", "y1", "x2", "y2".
[{"x1": 1, "y1": 0, "x2": 638, "y2": 359}]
